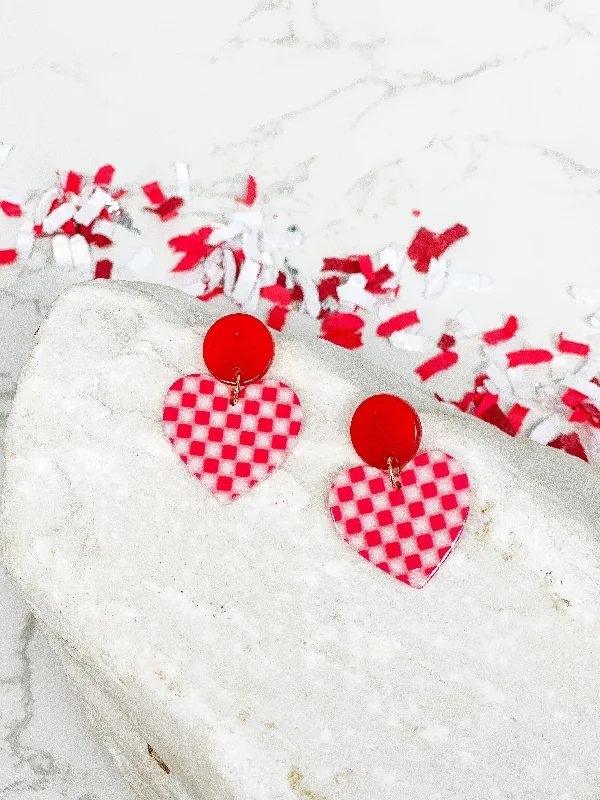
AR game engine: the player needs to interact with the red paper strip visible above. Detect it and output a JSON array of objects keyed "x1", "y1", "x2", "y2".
[
  {"x1": 236, "y1": 175, "x2": 257, "y2": 207},
  {"x1": 547, "y1": 432, "x2": 588, "y2": 463},
  {"x1": 62, "y1": 220, "x2": 77, "y2": 236},
  {"x1": 321, "y1": 312, "x2": 365, "y2": 335},
  {"x1": 479, "y1": 403, "x2": 517, "y2": 437},
  {"x1": 357, "y1": 255, "x2": 375, "y2": 281},
  {"x1": 506, "y1": 349, "x2": 553, "y2": 368},
  {"x1": 142, "y1": 181, "x2": 167, "y2": 205},
  {"x1": 453, "y1": 391, "x2": 477, "y2": 413},
  {"x1": 407, "y1": 224, "x2": 469, "y2": 274},
  {"x1": 506, "y1": 403, "x2": 529, "y2": 433},
  {"x1": 436, "y1": 224, "x2": 469, "y2": 253},
  {"x1": 267, "y1": 305, "x2": 289, "y2": 332},
  {"x1": 260, "y1": 285, "x2": 293, "y2": 306},
  {"x1": 172, "y1": 251, "x2": 207, "y2": 273},
  {"x1": 322, "y1": 257, "x2": 362, "y2": 274},
  {"x1": 0, "y1": 200, "x2": 22, "y2": 217},
  {"x1": 415, "y1": 350, "x2": 459, "y2": 381},
  {"x1": 474, "y1": 374, "x2": 488, "y2": 389},
  {"x1": 562, "y1": 388, "x2": 588, "y2": 409},
  {"x1": 437, "y1": 333, "x2": 456, "y2": 351},
  {"x1": 0, "y1": 249, "x2": 18, "y2": 265},
  {"x1": 148, "y1": 196, "x2": 184, "y2": 221},
  {"x1": 473, "y1": 392, "x2": 499, "y2": 418},
  {"x1": 290, "y1": 284, "x2": 304, "y2": 302},
  {"x1": 94, "y1": 259, "x2": 113, "y2": 279},
  {"x1": 365, "y1": 265, "x2": 394, "y2": 294},
  {"x1": 94, "y1": 165, "x2": 115, "y2": 185},
  {"x1": 376, "y1": 310, "x2": 420, "y2": 338},
  {"x1": 65, "y1": 171, "x2": 82, "y2": 195},
  {"x1": 317, "y1": 275, "x2": 341, "y2": 301},
  {"x1": 557, "y1": 333, "x2": 590, "y2": 357},
  {"x1": 482, "y1": 315, "x2": 519, "y2": 345},
  {"x1": 569, "y1": 407, "x2": 590, "y2": 424},
  {"x1": 321, "y1": 329, "x2": 363, "y2": 349},
  {"x1": 168, "y1": 228, "x2": 213, "y2": 253},
  {"x1": 198, "y1": 287, "x2": 224, "y2": 302}
]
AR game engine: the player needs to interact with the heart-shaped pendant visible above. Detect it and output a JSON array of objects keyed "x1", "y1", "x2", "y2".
[
  {"x1": 329, "y1": 450, "x2": 470, "y2": 589},
  {"x1": 163, "y1": 374, "x2": 302, "y2": 503}
]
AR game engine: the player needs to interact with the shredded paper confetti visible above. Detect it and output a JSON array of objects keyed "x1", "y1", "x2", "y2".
[{"x1": 1, "y1": 152, "x2": 598, "y2": 466}]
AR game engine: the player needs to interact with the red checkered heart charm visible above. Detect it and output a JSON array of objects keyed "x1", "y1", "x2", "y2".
[
  {"x1": 163, "y1": 375, "x2": 302, "y2": 503},
  {"x1": 329, "y1": 451, "x2": 470, "y2": 589}
]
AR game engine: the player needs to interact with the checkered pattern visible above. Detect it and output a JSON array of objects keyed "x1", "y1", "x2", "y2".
[
  {"x1": 329, "y1": 450, "x2": 470, "y2": 589},
  {"x1": 163, "y1": 374, "x2": 302, "y2": 503}
]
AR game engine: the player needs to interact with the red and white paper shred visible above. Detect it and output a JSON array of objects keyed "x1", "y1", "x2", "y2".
[{"x1": 1, "y1": 148, "x2": 599, "y2": 466}]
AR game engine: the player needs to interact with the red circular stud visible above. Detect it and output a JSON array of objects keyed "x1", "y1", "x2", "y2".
[
  {"x1": 350, "y1": 394, "x2": 422, "y2": 471},
  {"x1": 203, "y1": 313, "x2": 275, "y2": 386}
]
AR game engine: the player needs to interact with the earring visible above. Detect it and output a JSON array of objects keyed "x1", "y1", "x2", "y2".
[
  {"x1": 163, "y1": 313, "x2": 302, "y2": 503},
  {"x1": 329, "y1": 394, "x2": 471, "y2": 589}
]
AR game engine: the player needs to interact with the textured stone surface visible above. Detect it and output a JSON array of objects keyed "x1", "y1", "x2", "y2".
[{"x1": 1, "y1": 280, "x2": 600, "y2": 799}]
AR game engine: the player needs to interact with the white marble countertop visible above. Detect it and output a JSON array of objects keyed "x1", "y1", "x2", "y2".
[{"x1": 2, "y1": 1, "x2": 600, "y2": 796}]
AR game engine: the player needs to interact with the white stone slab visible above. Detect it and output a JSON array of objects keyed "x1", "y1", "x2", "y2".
[{"x1": 1, "y1": 280, "x2": 600, "y2": 800}]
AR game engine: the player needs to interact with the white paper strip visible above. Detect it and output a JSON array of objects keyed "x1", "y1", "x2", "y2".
[
  {"x1": 52, "y1": 234, "x2": 73, "y2": 268},
  {"x1": 297, "y1": 274, "x2": 321, "y2": 319},
  {"x1": 549, "y1": 354, "x2": 573, "y2": 381},
  {"x1": 223, "y1": 249, "x2": 237, "y2": 297},
  {"x1": 204, "y1": 249, "x2": 224, "y2": 289},
  {"x1": 92, "y1": 219, "x2": 114, "y2": 239},
  {"x1": 259, "y1": 265, "x2": 278, "y2": 287},
  {"x1": 74, "y1": 188, "x2": 111, "y2": 226},
  {"x1": 529, "y1": 414, "x2": 564, "y2": 445},
  {"x1": 175, "y1": 162, "x2": 190, "y2": 200},
  {"x1": 424, "y1": 258, "x2": 447, "y2": 299},
  {"x1": 42, "y1": 201, "x2": 76, "y2": 234},
  {"x1": 16, "y1": 222, "x2": 35, "y2": 260},
  {"x1": 243, "y1": 280, "x2": 261, "y2": 313},
  {"x1": 485, "y1": 362, "x2": 513, "y2": 396},
  {"x1": 232, "y1": 259, "x2": 260, "y2": 305},
  {"x1": 207, "y1": 223, "x2": 245, "y2": 246},
  {"x1": 507, "y1": 365, "x2": 525, "y2": 394},
  {"x1": 337, "y1": 274, "x2": 378, "y2": 312},
  {"x1": 569, "y1": 284, "x2": 600, "y2": 304},
  {"x1": 126, "y1": 247, "x2": 154, "y2": 275},
  {"x1": 79, "y1": 184, "x2": 96, "y2": 204},
  {"x1": 242, "y1": 231, "x2": 262, "y2": 262},
  {"x1": 70, "y1": 234, "x2": 91, "y2": 268},
  {"x1": 34, "y1": 189, "x2": 59, "y2": 224},
  {"x1": 453, "y1": 309, "x2": 480, "y2": 338},
  {"x1": 389, "y1": 331, "x2": 433, "y2": 352},
  {"x1": 378, "y1": 247, "x2": 400, "y2": 275},
  {"x1": 447, "y1": 270, "x2": 493, "y2": 291}
]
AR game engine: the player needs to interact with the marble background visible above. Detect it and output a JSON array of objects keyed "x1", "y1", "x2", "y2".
[{"x1": 2, "y1": 0, "x2": 600, "y2": 796}]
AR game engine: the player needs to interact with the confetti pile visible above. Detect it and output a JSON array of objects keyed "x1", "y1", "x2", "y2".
[{"x1": 1, "y1": 147, "x2": 599, "y2": 466}]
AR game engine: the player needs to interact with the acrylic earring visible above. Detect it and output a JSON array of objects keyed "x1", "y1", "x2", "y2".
[
  {"x1": 329, "y1": 394, "x2": 471, "y2": 589},
  {"x1": 163, "y1": 313, "x2": 302, "y2": 503}
]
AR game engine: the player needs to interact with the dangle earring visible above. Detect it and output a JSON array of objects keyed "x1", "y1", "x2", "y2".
[
  {"x1": 329, "y1": 394, "x2": 470, "y2": 589},
  {"x1": 163, "y1": 313, "x2": 302, "y2": 503}
]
